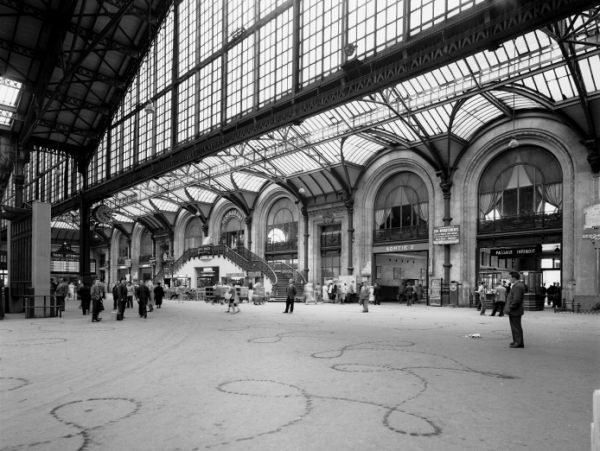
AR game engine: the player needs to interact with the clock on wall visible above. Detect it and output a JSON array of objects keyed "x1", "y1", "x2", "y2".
[{"x1": 92, "y1": 204, "x2": 113, "y2": 224}]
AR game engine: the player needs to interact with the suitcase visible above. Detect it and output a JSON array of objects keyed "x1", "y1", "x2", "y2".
[{"x1": 116, "y1": 312, "x2": 123, "y2": 321}]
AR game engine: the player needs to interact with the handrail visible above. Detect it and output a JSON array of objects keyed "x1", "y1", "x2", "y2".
[
  {"x1": 222, "y1": 246, "x2": 278, "y2": 285},
  {"x1": 270, "y1": 261, "x2": 306, "y2": 285}
]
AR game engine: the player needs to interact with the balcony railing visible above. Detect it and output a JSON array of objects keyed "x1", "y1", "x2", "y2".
[
  {"x1": 478, "y1": 211, "x2": 562, "y2": 234},
  {"x1": 373, "y1": 225, "x2": 428, "y2": 243},
  {"x1": 265, "y1": 240, "x2": 298, "y2": 253}
]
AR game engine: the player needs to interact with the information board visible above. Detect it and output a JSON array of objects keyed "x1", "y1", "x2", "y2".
[
  {"x1": 429, "y1": 278, "x2": 442, "y2": 306},
  {"x1": 433, "y1": 225, "x2": 460, "y2": 245}
]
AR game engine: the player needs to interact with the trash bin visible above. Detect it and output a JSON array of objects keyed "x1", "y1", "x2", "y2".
[{"x1": 449, "y1": 281, "x2": 461, "y2": 306}]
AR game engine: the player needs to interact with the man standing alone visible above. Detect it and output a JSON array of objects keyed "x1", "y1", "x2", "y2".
[
  {"x1": 506, "y1": 271, "x2": 525, "y2": 348},
  {"x1": 283, "y1": 280, "x2": 296, "y2": 314}
]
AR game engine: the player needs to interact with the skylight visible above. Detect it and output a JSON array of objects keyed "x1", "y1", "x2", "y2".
[{"x1": 0, "y1": 77, "x2": 22, "y2": 128}]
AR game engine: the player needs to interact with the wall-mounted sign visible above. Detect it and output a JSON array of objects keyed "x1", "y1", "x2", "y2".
[
  {"x1": 583, "y1": 203, "x2": 600, "y2": 229},
  {"x1": 491, "y1": 247, "x2": 538, "y2": 257},
  {"x1": 373, "y1": 242, "x2": 429, "y2": 253},
  {"x1": 433, "y1": 225, "x2": 460, "y2": 245},
  {"x1": 582, "y1": 229, "x2": 600, "y2": 241}
]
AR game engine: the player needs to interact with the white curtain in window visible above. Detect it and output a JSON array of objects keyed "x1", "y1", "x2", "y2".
[
  {"x1": 417, "y1": 202, "x2": 428, "y2": 222},
  {"x1": 375, "y1": 208, "x2": 391, "y2": 228},
  {"x1": 544, "y1": 183, "x2": 563, "y2": 209},
  {"x1": 479, "y1": 193, "x2": 497, "y2": 217}
]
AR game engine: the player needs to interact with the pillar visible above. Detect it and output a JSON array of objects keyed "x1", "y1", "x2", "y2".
[
  {"x1": 302, "y1": 206, "x2": 309, "y2": 279},
  {"x1": 346, "y1": 199, "x2": 354, "y2": 275},
  {"x1": 31, "y1": 201, "x2": 51, "y2": 298}
]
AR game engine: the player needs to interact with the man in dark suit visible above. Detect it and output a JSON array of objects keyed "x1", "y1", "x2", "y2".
[
  {"x1": 283, "y1": 280, "x2": 296, "y2": 314},
  {"x1": 506, "y1": 271, "x2": 525, "y2": 348}
]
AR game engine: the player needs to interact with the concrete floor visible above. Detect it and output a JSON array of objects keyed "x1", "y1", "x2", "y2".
[{"x1": 1, "y1": 300, "x2": 598, "y2": 451}]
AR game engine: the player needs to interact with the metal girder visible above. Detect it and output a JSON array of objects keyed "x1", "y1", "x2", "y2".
[
  {"x1": 51, "y1": 0, "x2": 598, "y2": 216},
  {"x1": 17, "y1": 1, "x2": 79, "y2": 145},
  {"x1": 20, "y1": 0, "x2": 134, "y2": 146},
  {"x1": 67, "y1": 22, "x2": 139, "y2": 57}
]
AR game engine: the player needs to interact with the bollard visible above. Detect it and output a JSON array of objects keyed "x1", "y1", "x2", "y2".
[
  {"x1": 577, "y1": 303, "x2": 581, "y2": 313},
  {"x1": 593, "y1": 390, "x2": 600, "y2": 451}
]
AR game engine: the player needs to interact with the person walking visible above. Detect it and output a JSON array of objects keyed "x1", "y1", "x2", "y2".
[
  {"x1": 136, "y1": 281, "x2": 150, "y2": 319},
  {"x1": 78, "y1": 278, "x2": 91, "y2": 316},
  {"x1": 126, "y1": 281, "x2": 135, "y2": 309},
  {"x1": 146, "y1": 280, "x2": 155, "y2": 312},
  {"x1": 373, "y1": 282, "x2": 381, "y2": 305},
  {"x1": 115, "y1": 278, "x2": 127, "y2": 320},
  {"x1": 283, "y1": 280, "x2": 296, "y2": 313},
  {"x1": 232, "y1": 283, "x2": 241, "y2": 314},
  {"x1": 359, "y1": 282, "x2": 370, "y2": 312},
  {"x1": 55, "y1": 278, "x2": 69, "y2": 312},
  {"x1": 477, "y1": 282, "x2": 487, "y2": 315},
  {"x1": 506, "y1": 271, "x2": 525, "y2": 348},
  {"x1": 154, "y1": 282, "x2": 165, "y2": 309},
  {"x1": 90, "y1": 279, "x2": 106, "y2": 322},
  {"x1": 405, "y1": 283, "x2": 414, "y2": 306},
  {"x1": 491, "y1": 281, "x2": 507, "y2": 317}
]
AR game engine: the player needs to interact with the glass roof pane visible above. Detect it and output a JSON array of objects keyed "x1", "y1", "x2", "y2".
[
  {"x1": 310, "y1": 142, "x2": 339, "y2": 164},
  {"x1": 212, "y1": 174, "x2": 235, "y2": 191},
  {"x1": 271, "y1": 152, "x2": 321, "y2": 176},
  {"x1": 0, "y1": 77, "x2": 22, "y2": 128},
  {"x1": 113, "y1": 212, "x2": 134, "y2": 223},
  {"x1": 375, "y1": 119, "x2": 419, "y2": 142},
  {"x1": 232, "y1": 172, "x2": 267, "y2": 192},
  {"x1": 453, "y1": 95, "x2": 503, "y2": 140},
  {"x1": 0, "y1": 77, "x2": 22, "y2": 108},
  {"x1": 343, "y1": 135, "x2": 383, "y2": 165},
  {"x1": 186, "y1": 186, "x2": 218, "y2": 203},
  {"x1": 51, "y1": 219, "x2": 78, "y2": 230},
  {"x1": 122, "y1": 205, "x2": 148, "y2": 217},
  {"x1": 494, "y1": 90, "x2": 542, "y2": 110},
  {"x1": 579, "y1": 55, "x2": 600, "y2": 94},
  {"x1": 151, "y1": 197, "x2": 180, "y2": 212}
]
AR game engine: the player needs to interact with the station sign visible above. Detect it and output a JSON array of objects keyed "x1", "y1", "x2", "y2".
[
  {"x1": 490, "y1": 247, "x2": 537, "y2": 257},
  {"x1": 432, "y1": 225, "x2": 460, "y2": 245},
  {"x1": 372, "y1": 242, "x2": 429, "y2": 254},
  {"x1": 584, "y1": 203, "x2": 600, "y2": 229},
  {"x1": 582, "y1": 229, "x2": 600, "y2": 241}
]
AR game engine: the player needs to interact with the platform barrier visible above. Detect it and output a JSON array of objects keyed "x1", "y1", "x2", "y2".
[{"x1": 23, "y1": 295, "x2": 61, "y2": 318}]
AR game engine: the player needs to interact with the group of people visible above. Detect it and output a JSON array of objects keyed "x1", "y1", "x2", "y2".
[
  {"x1": 110, "y1": 279, "x2": 165, "y2": 320},
  {"x1": 477, "y1": 272, "x2": 526, "y2": 348},
  {"x1": 52, "y1": 277, "x2": 167, "y2": 322}
]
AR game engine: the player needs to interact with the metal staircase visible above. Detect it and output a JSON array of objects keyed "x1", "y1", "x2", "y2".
[
  {"x1": 154, "y1": 244, "x2": 277, "y2": 285},
  {"x1": 270, "y1": 261, "x2": 306, "y2": 301}
]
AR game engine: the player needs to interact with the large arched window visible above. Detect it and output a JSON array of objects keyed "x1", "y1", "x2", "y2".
[
  {"x1": 266, "y1": 198, "x2": 298, "y2": 253},
  {"x1": 220, "y1": 209, "x2": 245, "y2": 248},
  {"x1": 184, "y1": 217, "x2": 203, "y2": 250},
  {"x1": 139, "y1": 229, "x2": 153, "y2": 264},
  {"x1": 478, "y1": 148, "x2": 562, "y2": 229},
  {"x1": 118, "y1": 234, "x2": 129, "y2": 265},
  {"x1": 374, "y1": 172, "x2": 428, "y2": 242}
]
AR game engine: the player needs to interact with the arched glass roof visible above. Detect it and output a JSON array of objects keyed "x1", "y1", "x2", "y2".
[{"x1": 4, "y1": 2, "x2": 596, "y2": 231}]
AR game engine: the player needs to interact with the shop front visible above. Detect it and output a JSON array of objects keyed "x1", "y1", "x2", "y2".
[{"x1": 372, "y1": 242, "x2": 428, "y2": 303}]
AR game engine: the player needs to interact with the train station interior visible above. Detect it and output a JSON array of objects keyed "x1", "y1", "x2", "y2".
[{"x1": 0, "y1": 1, "x2": 599, "y2": 450}]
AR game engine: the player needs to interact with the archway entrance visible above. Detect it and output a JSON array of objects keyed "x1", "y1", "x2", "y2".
[{"x1": 477, "y1": 147, "x2": 563, "y2": 310}]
